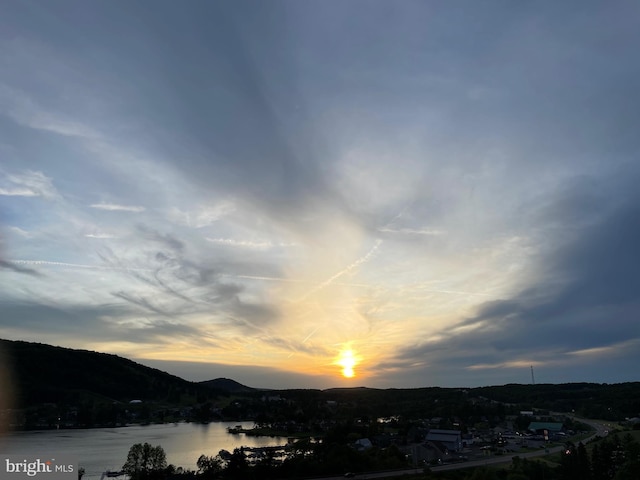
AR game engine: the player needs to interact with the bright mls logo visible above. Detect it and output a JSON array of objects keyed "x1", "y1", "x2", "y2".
[{"x1": 1, "y1": 455, "x2": 77, "y2": 480}]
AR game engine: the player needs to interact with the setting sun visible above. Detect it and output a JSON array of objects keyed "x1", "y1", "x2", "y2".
[{"x1": 336, "y1": 348, "x2": 358, "y2": 378}]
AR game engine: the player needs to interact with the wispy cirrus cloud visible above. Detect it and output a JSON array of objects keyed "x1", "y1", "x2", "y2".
[
  {"x1": 206, "y1": 237, "x2": 296, "y2": 250},
  {"x1": 111, "y1": 290, "x2": 171, "y2": 316},
  {"x1": 378, "y1": 227, "x2": 447, "y2": 236},
  {"x1": 85, "y1": 233, "x2": 116, "y2": 239},
  {"x1": 467, "y1": 359, "x2": 547, "y2": 371},
  {"x1": 167, "y1": 203, "x2": 235, "y2": 228},
  {"x1": 0, "y1": 84, "x2": 100, "y2": 139},
  {"x1": 7, "y1": 259, "x2": 151, "y2": 272},
  {"x1": 90, "y1": 203, "x2": 146, "y2": 212},
  {"x1": 7, "y1": 227, "x2": 34, "y2": 238},
  {"x1": 297, "y1": 239, "x2": 383, "y2": 302},
  {"x1": 0, "y1": 187, "x2": 39, "y2": 197},
  {"x1": 567, "y1": 339, "x2": 640, "y2": 358},
  {"x1": 0, "y1": 170, "x2": 58, "y2": 198}
]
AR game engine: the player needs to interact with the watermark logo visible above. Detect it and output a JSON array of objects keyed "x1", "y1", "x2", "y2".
[{"x1": 1, "y1": 455, "x2": 77, "y2": 479}]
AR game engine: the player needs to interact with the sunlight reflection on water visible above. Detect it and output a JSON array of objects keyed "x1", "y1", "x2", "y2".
[{"x1": 1, "y1": 422, "x2": 286, "y2": 479}]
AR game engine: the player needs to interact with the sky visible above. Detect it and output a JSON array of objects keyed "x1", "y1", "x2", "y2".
[{"x1": 1, "y1": 0, "x2": 639, "y2": 390}]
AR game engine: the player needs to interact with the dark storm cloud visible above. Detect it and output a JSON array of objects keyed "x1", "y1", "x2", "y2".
[
  {"x1": 547, "y1": 204, "x2": 640, "y2": 308},
  {"x1": 474, "y1": 191, "x2": 640, "y2": 350},
  {"x1": 388, "y1": 168, "x2": 640, "y2": 381}
]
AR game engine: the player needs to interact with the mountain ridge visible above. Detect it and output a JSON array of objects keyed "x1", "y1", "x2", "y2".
[
  {"x1": 0, "y1": 338, "x2": 201, "y2": 406},
  {"x1": 1, "y1": 338, "x2": 639, "y2": 422},
  {"x1": 198, "y1": 377, "x2": 261, "y2": 392}
]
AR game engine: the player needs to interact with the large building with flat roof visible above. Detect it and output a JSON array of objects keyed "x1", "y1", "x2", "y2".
[
  {"x1": 425, "y1": 429, "x2": 462, "y2": 452},
  {"x1": 527, "y1": 422, "x2": 564, "y2": 434}
]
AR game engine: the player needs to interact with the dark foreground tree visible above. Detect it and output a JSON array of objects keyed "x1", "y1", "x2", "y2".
[
  {"x1": 196, "y1": 454, "x2": 224, "y2": 479},
  {"x1": 122, "y1": 442, "x2": 168, "y2": 480},
  {"x1": 224, "y1": 448, "x2": 250, "y2": 479}
]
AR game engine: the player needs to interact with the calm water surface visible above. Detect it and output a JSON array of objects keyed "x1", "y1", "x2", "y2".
[{"x1": 0, "y1": 422, "x2": 286, "y2": 479}]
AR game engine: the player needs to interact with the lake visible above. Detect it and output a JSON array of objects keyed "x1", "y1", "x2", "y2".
[{"x1": 0, "y1": 422, "x2": 287, "y2": 479}]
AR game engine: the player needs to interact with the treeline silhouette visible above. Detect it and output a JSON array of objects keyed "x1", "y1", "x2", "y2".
[
  {"x1": 2, "y1": 339, "x2": 639, "y2": 430},
  {"x1": 119, "y1": 431, "x2": 640, "y2": 480}
]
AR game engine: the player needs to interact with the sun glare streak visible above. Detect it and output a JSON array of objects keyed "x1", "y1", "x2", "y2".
[{"x1": 336, "y1": 347, "x2": 359, "y2": 378}]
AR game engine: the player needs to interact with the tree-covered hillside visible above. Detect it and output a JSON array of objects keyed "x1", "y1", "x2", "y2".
[
  {"x1": 0, "y1": 339, "x2": 207, "y2": 406},
  {"x1": 2, "y1": 338, "x2": 639, "y2": 427},
  {"x1": 473, "y1": 383, "x2": 640, "y2": 420}
]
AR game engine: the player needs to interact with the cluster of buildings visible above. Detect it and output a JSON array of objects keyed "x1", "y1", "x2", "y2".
[{"x1": 351, "y1": 414, "x2": 571, "y2": 467}]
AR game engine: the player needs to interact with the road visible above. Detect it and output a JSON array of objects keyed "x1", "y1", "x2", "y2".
[
  {"x1": 311, "y1": 416, "x2": 610, "y2": 480},
  {"x1": 430, "y1": 416, "x2": 609, "y2": 473}
]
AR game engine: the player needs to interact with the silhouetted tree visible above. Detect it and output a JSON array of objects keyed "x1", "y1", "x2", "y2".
[
  {"x1": 467, "y1": 466, "x2": 498, "y2": 480},
  {"x1": 591, "y1": 443, "x2": 609, "y2": 479},
  {"x1": 196, "y1": 454, "x2": 223, "y2": 479},
  {"x1": 576, "y1": 442, "x2": 592, "y2": 479},
  {"x1": 122, "y1": 443, "x2": 167, "y2": 480},
  {"x1": 613, "y1": 433, "x2": 640, "y2": 480},
  {"x1": 224, "y1": 448, "x2": 249, "y2": 479},
  {"x1": 560, "y1": 441, "x2": 591, "y2": 480}
]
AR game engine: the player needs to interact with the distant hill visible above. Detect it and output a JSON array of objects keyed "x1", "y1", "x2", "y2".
[
  {"x1": 3, "y1": 339, "x2": 639, "y2": 423},
  {"x1": 199, "y1": 377, "x2": 260, "y2": 393},
  {"x1": 0, "y1": 339, "x2": 207, "y2": 407}
]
